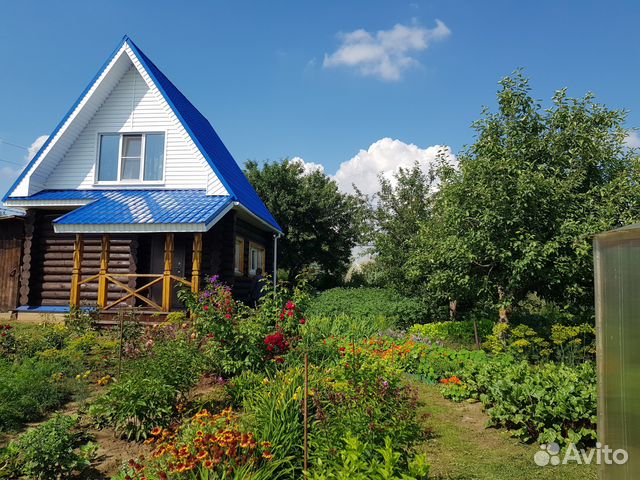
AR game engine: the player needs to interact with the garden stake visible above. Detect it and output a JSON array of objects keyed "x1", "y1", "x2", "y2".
[
  {"x1": 303, "y1": 352, "x2": 309, "y2": 472},
  {"x1": 117, "y1": 312, "x2": 124, "y2": 379}
]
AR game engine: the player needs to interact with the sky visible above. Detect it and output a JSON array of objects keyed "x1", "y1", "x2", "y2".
[{"x1": 1, "y1": 0, "x2": 639, "y2": 197}]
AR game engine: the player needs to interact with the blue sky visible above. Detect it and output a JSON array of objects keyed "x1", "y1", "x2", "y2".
[{"x1": 1, "y1": 0, "x2": 639, "y2": 196}]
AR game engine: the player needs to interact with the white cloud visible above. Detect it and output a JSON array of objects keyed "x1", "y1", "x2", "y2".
[
  {"x1": 323, "y1": 20, "x2": 451, "y2": 81},
  {"x1": 0, "y1": 135, "x2": 48, "y2": 198},
  {"x1": 291, "y1": 156, "x2": 325, "y2": 175},
  {"x1": 333, "y1": 138, "x2": 454, "y2": 195},
  {"x1": 625, "y1": 131, "x2": 640, "y2": 148},
  {"x1": 27, "y1": 135, "x2": 48, "y2": 160}
]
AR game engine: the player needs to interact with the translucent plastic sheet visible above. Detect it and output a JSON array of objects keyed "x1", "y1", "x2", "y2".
[{"x1": 594, "y1": 227, "x2": 640, "y2": 479}]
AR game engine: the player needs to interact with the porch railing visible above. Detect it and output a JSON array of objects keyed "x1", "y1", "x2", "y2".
[{"x1": 70, "y1": 232, "x2": 202, "y2": 312}]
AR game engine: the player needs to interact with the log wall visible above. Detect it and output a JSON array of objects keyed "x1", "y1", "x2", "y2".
[{"x1": 29, "y1": 211, "x2": 137, "y2": 307}]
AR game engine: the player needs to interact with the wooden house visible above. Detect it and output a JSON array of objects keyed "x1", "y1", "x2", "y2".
[{"x1": 2, "y1": 36, "x2": 282, "y2": 317}]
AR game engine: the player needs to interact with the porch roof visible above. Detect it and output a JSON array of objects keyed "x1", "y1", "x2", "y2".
[{"x1": 9, "y1": 189, "x2": 234, "y2": 233}]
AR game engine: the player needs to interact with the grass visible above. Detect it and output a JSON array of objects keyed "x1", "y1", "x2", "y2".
[{"x1": 413, "y1": 381, "x2": 597, "y2": 480}]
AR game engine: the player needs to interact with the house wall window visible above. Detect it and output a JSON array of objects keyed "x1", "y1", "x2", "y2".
[
  {"x1": 234, "y1": 237, "x2": 245, "y2": 276},
  {"x1": 248, "y1": 242, "x2": 266, "y2": 277},
  {"x1": 97, "y1": 132, "x2": 165, "y2": 183}
]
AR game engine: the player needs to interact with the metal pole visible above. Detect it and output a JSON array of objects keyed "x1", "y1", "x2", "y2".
[{"x1": 273, "y1": 234, "x2": 279, "y2": 296}]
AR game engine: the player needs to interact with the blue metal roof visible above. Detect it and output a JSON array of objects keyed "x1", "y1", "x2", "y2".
[
  {"x1": 20, "y1": 190, "x2": 232, "y2": 227},
  {"x1": 4, "y1": 36, "x2": 282, "y2": 233}
]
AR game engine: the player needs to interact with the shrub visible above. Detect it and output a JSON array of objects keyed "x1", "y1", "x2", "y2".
[
  {"x1": 0, "y1": 414, "x2": 96, "y2": 479},
  {"x1": 309, "y1": 434, "x2": 429, "y2": 480},
  {"x1": 306, "y1": 288, "x2": 426, "y2": 327},
  {"x1": 0, "y1": 357, "x2": 77, "y2": 431},
  {"x1": 408, "y1": 319, "x2": 493, "y2": 345},
  {"x1": 0, "y1": 324, "x2": 16, "y2": 356},
  {"x1": 13, "y1": 322, "x2": 70, "y2": 357}
]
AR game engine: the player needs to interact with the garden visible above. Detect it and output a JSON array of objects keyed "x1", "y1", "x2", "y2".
[{"x1": 0, "y1": 277, "x2": 597, "y2": 479}]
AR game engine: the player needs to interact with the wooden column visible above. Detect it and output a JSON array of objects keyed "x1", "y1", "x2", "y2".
[
  {"x1": 97, "y1": 234, "x2": 110, "y2": 309},
  {"x1": 19, "y1": 212, "x2": 35, "y2": 306},
  {"x1": 69, "y1": 233, "x2": 84, "y2": 308},
  {"x1": 191, "y1": 233, "x2": 203, "y2": 294},
  {"x1": 162, "y1": 233, "x2": 174, "y2": 312}
]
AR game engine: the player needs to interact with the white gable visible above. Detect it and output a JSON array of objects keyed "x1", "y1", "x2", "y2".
[{"x1": 10, "y1": 44, "x2": 227, "y2": 197}]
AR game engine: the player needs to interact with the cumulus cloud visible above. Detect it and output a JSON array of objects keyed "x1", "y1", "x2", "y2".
[
  {"x1": 291, "y1": 156, "x2": 325, "y2": 175},
  {"x1": 323, "y1": 20, "x2": 451, "y2": 81},
  {"x1": 625, "y1": 131, "x2": 640, "y2": 148},
  {"x1": 27, "y1": 135, "x2": 49, "y2": 160},
  {"x1": 333, "y1": 138, "x2": 454, "y2": 195}
]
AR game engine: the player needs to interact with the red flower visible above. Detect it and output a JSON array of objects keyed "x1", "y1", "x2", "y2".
[
  {"x1": 275, "y1": 356, "x2": 284, "y2": 364},
  {"x1": 299, "y1": 318, "x2": 306, "y2": 325},
  {"x1": 225, "y1": 314, "x2": 231, "y2": 319},
  {"x1": 285, "y1": 301, "x2": 295, "y2": 310},
  {"x1": 203, "y1": 305, "x2": 209, "y2": 311},
  {"x1": 287, "y1": 310, "x2": 294, "y2": 317}
]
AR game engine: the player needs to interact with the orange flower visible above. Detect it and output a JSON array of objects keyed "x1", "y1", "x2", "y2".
[
  {"x1": 262, "y1": 451, "x2": 273, "y2": 460},
  {"x1": 150, "y1": 427, "x2": 162, "y2": 436}
]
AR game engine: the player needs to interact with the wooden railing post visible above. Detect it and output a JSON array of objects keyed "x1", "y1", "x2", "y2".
[
  {"x1": 97, "y1": 234, "x2": 110, "y2": 309},
  {"x1": 70, "y1": 234, "x2": 84, "y2": 308},
  {"x1": 162, "y1": 233, "x2": 174, "y2": 312},
  {"x1": 192, "y1": 233, "x2": 202, "y2": 294}
]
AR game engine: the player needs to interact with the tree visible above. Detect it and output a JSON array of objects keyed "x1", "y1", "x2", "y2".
[
  {"x1": 244, "y1": 159, "x2": 365, "y2": 282},
  {"x1": 387, "y1": 72, "x2": 640, "y2": 321}
]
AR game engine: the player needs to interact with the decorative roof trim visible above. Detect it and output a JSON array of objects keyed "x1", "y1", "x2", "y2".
[{"x1": 53, "y1": 222, "x2": 211, "y2": 234}]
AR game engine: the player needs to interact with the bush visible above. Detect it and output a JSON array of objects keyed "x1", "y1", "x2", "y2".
[
  {"x1": 408, "y1": 319, "x2": 493, "y2": 345},
  {"x1": 0, "y1": 357, "x2": 78, "y2": 431},
  {"x1": 0, "y1": 414, "x2": 96, "y2": 479},
  {"x1": 306, "y1": 288, "x2": 427, "y2": 328}
]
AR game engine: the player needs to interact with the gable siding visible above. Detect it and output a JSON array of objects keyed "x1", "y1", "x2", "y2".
[{"x1": 44, "y1": 61, "x2": 227, "y2": 193}]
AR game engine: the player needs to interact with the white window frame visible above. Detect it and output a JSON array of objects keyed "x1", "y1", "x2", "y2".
[
  {"x1": 234, "y1": 237, "x2": 245, "y2": 276},
  {"x1": 95, "y1": 131, "x2": 167, "y2": 185},
  {"x1": 248, "y1": 241, "x2": 266, "y2": 277}
]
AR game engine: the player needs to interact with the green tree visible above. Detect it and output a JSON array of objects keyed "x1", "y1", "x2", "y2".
[
  {"x1": 244, "y1": 159, "x2": 365, "y2": 282},
  {"x1": 402, "y1": 72, "x2": 640, "y2": 321}
]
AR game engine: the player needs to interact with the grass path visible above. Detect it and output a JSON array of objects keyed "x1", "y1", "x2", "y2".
[{"x1": 412, "y1": 381, "x2": 597, "y2": 480}]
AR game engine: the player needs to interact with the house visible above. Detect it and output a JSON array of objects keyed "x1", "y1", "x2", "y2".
[{"x1": 2, "y1": 36, "x2": 282, "y2": 318}]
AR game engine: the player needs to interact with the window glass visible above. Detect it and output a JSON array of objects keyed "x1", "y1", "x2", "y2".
[
  {"x1": 144, "y1": 133, "x2": 165, "y2": 181},
  {"x1": 97, "y1": 134, "x2": 119, "y2": 181},
  {"x1": 121, "y1": 135, "x2": 142, "y2": 180},
  {"x1": 235, "y1": 238, "x2": 244, "y2": 275}
]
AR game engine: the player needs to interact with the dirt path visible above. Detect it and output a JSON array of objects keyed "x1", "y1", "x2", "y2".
[{"x1": 412, "y1": 381, "x2": 597, "y2": 480}]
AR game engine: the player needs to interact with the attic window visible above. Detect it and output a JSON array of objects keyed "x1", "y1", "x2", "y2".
[{"x1": 97, "y1": 133, "x2": 165, "y2": 183}]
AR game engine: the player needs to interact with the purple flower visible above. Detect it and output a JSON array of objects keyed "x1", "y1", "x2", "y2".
[{"x1": 382, "y1": 380, "x2": 389, "y2": 388}]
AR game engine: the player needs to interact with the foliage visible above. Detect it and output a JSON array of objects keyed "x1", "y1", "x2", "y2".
[
  {"x1": 65, "y1": 307, "x2": 99, "y2": 335},
  {"x1": 309, "y1": 345, "x2": 422, "y2": 465},
  {"x1": 440, "y1": 355, "x2": 596, "y2": 447},
  {"x1": 483, "y1": 322, "x2": 595, "y2": 364},
  {"x1": 309, "y1": 434, "x2": 430, "y2": 480},
  {"x1": 373, "y1": 72, "x2": 640, "y2": 321},
  {"x1": 0, "y1": 324, "x2": 16, "y2": 356},
  {"x1": 13, "y1": 322, "x2": 71, "y2": 357},
  {"x1": 0, "y1": 414, "x2": 97, "y2": 480},
  {"x1": 116, "y1": 408, "x2": 290, "y2": 480},
  {"x1": 242, "y1": 369, "x2": 305, "y2": 462},
  {"x1": 244, "y1": 158, "x2": 366, "y2": 281},
  {"x1": 368, "y1": 162, "x2": 440, "y2": 294},
  {"x1": 408, "y1": 319, "x2": 493, "y2": 345},
  {"x1": 90, "y1": 340, "x2": 205, "y2": 440},
  {"x1": 0, "y1": 356, "x2": 78, "y2": 431},
  {"x1": 306, "y1": 287, "x2": 427, "y2": 328}
]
